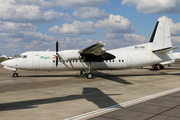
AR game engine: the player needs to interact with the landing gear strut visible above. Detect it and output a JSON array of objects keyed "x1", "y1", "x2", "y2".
[
  {"x1": 78, "y1": 62, "x2": 93, "y2": 79},
  {"x1": 86, "y1": 62, "x2": 93, "y2": 79}
]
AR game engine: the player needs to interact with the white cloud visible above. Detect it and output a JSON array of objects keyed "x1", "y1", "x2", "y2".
[
  {"x1": 40, "y1": 0, "x2": 108, "y2": 8},
  {"x1": 158, "y1": 16, "x2": 180, "y2": 36},
  {"x1": 121, "y1": 0, "x2": 180, "y2": 14},
  {"x1": 95, "y1": 14, "x2": 135, "y2": 36},
  {"x1": 0, "y1": 21, "x2": 38, "y2": 38},
  {"x1": 0, "y1": 22, "x2": 37, "y2": 33},
  {"x1": 106, "y1": 33, "x2": 147, "y2": 42},
  {"x1": 0, "y1": 33, "x2": 24, "y2": 38},
  {"x1": 49, "y1": 20, "x2": 96, "y2": 37},
  {"x1": 15, "y1": 0, "x2": 41, "y2": 5},
  {"x1": 0, "y1": 0, "x2": 67, "y2": 23},
  {"x1": 172, "y1": 36, "x2": 180, "y2": 43},
  {"x1": 72, "y1": 7, "x2": 109, "y2": 19},
  {"x1": 121, "y1": 0, "x2": 139, "y2": 6},
  {"x1": 124, "y1": 34, "x2": 147, "y2": 42},
  {"x1": 49, "y1": 25, "x2": 59, "y2": 33},
  {"x1": 0, "y1": 21, "x2": 55, "y2": 44},
  {"x1": 43, "y1": 9, "x2": 64, "y2": 21},
  {"x1": 3, "y1": 31, "x2": 56, "y2": 52},
  {"x1": 64, "y1": 14, "x2": 75, "y2": 23},
  {"x1": 19, "y1": 31, "x2": 55, "y2": 42}
]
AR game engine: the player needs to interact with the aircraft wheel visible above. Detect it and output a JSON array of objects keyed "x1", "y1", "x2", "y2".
[
  {"x1": 159, "y1": 65, "x2": 165, "y2": 69},
  {"x1": 80, "y1": 70, "x2": 86, "y2": 76},
  {"x1": 13, "y1": 73, "x2": 18, "y2": 77},
  {"x1": 86, "y1": 72, "x2": 93, "y2": 79},
  {"x1": 154, "y1": 66, "x2": 158, "y2": 70}
]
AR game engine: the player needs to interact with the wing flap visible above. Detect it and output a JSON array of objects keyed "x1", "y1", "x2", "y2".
[{"x1": 78, "y1": 41, "x2": 105, "y2": 55}]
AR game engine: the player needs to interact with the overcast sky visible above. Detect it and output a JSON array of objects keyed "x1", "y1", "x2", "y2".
[{"x1": 1, "y1": 0, "x2": 180, "y2": 56}]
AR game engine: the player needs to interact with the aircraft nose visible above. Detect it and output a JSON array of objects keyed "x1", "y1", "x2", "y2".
[
  {"x1": 2, "y1": 59, "x2": 15, "y2": 67},
  {"x1": 1, "y1": 61, "x2": 5, "y2": 66}
]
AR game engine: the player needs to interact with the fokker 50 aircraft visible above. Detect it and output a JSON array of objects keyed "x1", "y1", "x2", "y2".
[{"x1": 1, "y1": 18, "x2": 178, "y2": 79}]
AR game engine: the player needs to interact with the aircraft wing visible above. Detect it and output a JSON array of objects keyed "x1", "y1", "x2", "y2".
[{"x1": 78, "y1": 41, "x2": 106, "y2": 56}]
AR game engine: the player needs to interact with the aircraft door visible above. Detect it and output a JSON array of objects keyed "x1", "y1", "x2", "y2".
[
  {"x1": 126, "y1": 57, "x2": 132, "y2": 68},
  {"x1": 33, "y1": 54, "x2": 40, "y2": 69}
]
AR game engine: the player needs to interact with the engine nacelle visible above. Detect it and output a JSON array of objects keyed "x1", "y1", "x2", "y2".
[{"x1": 58, "y1": 50, "x2": 81, "y2": 61}]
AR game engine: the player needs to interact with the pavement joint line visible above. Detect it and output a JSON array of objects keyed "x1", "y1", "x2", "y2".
[{"x1": 64, "y1": 87, "x2": 180, "y2": 120}]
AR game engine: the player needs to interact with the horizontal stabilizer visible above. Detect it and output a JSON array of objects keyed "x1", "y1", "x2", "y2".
[{"x1": 152, "y1": 47, "x2": 178, "y2": 53}]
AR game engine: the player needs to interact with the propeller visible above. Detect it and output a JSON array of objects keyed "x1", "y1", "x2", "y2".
[{"x1": 56, "y1": 41, "x2": 58, "y2": 67}]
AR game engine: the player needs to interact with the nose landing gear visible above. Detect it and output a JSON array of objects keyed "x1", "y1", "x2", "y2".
[
  {"x1": 13, "y1": 73, "x2": 18, "y2": 77},
  {"x1": 12, "y1": 70, "x2": 18, "y2": 77}
]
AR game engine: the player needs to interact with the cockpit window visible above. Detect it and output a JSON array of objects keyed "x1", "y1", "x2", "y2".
[
  {"x1": 23, "y1": 55, "x2": 27, "y2": 58},
  {"x1": 18, "y1": 55, "x2": 23, "y2": 58},
  {"x1": 18, "y1": 55, "x2": 27, "y2": 58}
]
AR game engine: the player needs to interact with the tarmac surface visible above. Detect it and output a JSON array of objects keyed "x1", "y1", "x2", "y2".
[
  {"x1": 89, "y1": 91, "x2": 180, "y2": 120},
  {"x1": 0, "y1": 64, "x2": 180, "y2": 120}
]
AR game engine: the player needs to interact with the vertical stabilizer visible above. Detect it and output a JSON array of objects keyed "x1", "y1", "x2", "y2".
[{"x1": 149, "y1": 18, "x2": 172, "y2": 51}]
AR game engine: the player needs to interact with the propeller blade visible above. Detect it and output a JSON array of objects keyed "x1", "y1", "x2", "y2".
[
  {"x1": 56, "y1": 41, "x2": 58, "y2": 67},
  {"x1": 56, "y1": 56, "x2": 58, "y2": 67},
  {"x1": 56, "y1": 41, "x2": 58, "y2": 53}
]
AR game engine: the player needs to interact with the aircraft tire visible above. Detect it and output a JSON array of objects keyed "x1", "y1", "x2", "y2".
[
  {"x1": 86, "y1": 72, "x2": 93, "y2": 79},
  {"x1": 159, "y1": 65, "x2": 165, "y2": 69},
  {"x1": 13, "y1": 73, "x2": 18, "y2": 77}
]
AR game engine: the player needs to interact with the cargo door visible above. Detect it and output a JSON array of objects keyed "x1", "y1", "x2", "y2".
[
  {"x1": 33, "y1": 54, "x2": 40, "y2": 69},
  {"x1": 126, "y1": 57, "x2": 132, "y2": 68}
]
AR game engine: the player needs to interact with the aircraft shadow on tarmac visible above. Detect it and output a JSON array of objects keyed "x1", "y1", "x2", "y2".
[
  {"x1": 18, "y1": 72, "x2": 133, "y2": 85},
  {"x1": 18, "y1": 75, "x2": 76, "y2": 77},
  {"x1": 0, "y1": 88, "x2": 121, "y2": 111},
  {"x1": 94, "y1": 71, "x2": 133, "y2": 84}
]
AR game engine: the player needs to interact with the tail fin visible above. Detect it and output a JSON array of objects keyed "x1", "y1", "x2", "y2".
[{"x1": 148, "y1": 18, "x2": 177, "y2": 52}]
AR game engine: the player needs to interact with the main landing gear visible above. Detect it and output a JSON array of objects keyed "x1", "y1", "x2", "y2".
[
  {"x1": 159, "y1": 65, "x2": 165, "y2": 69},
  {"x1": 78, "y1": 62, "x2": 93, "y2": 79},
  {"x1": 152, "y1": 65, "x2": 165, "y2": 70}
]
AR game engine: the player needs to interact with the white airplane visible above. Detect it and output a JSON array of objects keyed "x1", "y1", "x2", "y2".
[
  {"x1": 0, "y1": 54, "x2": 8, "y2": 59},
  {"x1": 1, "y1": 18, "x2": 178, "y2": 79}
]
